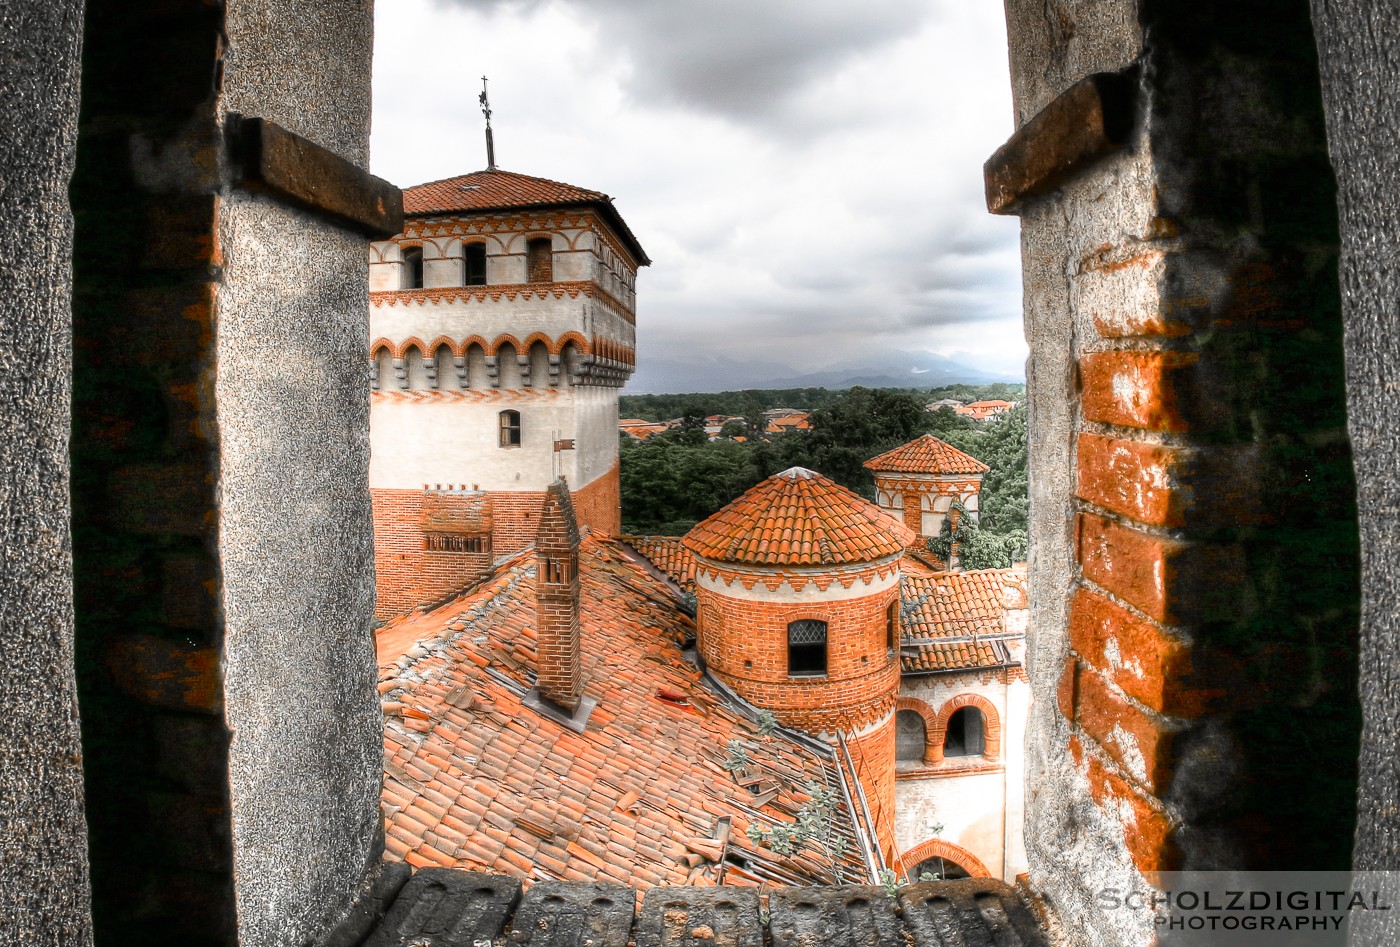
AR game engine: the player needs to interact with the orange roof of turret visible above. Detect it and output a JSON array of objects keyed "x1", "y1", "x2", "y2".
[
  {"x1": 863, "y1": 435, "x2": 989, "y2": 476},
  {"x1": 401, "y1": 168, "x2": 650, "y2": 266},
  {"x1": 683, "y1": 467, "x2": 914, "y2": 567}
]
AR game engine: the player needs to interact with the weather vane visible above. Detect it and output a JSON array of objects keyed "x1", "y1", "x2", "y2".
[{"x1": 479, "y1": 76, "x2": 497, "y2": 172}]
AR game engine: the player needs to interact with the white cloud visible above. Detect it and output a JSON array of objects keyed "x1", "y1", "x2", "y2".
[{"x1": 371, "y1": 0, "x2": 1026, "y2": 383}]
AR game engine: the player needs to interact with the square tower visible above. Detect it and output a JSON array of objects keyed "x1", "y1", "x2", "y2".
[{"x1": 368, "y1": 169, "x2": 649, "y2": 619}]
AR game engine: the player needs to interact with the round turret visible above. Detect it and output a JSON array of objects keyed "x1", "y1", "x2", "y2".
[{"x1": 684, "y1": 467, "x2": 913, "y2": 850}]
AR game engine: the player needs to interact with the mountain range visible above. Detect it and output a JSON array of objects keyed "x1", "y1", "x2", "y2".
[{"x1": 626, "y1": 350, "x2": 1021, "y2": 395}]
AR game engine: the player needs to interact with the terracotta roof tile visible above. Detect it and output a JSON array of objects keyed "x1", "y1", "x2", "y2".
[
  {"x1": 618, "y1": 536, "x2": 696, "y2": 591},
  {"x1": 401, "y1": 168, "x2": 650, "y2": 266},
  {"x1": 863, "y1": 435, "x2": 990, "y2": 476},
  {"x1": 377, "y1": 536, "x2": 870, "y2": 889},
  {"x1": 684, "y1": 467, "x2": 914, "y2": 567}
]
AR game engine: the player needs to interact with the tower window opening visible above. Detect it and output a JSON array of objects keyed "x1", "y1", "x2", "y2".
[
  {"x1": 463, "y1": 242, "x2": 486, "y2": 286},
  {"x1": 787, "y1": 619, "x2": 827, "y2": 677},
  {"x1": 943, "y1": 706, "x2": 986, "y2": 758},
  {"x1": 527, "y1": 237, "x2": 553, "y2": 283},
  {"x1": 887, "y1": 600, "x2": 900, "y2": 651},
  {"x1": 401, "y1": 245, "x2": 424, "y2": 289},
  {"x1": 499, "y1": 409, "x2": 522, "y2": 448}
]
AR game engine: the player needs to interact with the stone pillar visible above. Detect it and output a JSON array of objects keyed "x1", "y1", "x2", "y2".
[
  {"x1": 70, "y1": 0, "x2": 400, "y2": 943},
  {"x1": 997, "y1": 1, "x2": 1359, "y2": 943},
  {"x1": 0, "y1": 3, "x2": 94, "y2": 946},
  {"x1": 1310, "y1": 5, "x2": 1400, "y2": 943}
]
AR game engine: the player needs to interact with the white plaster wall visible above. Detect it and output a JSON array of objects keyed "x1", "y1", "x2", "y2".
[
  {"x1": 896, "y1": 771, "x2": 1008, "y2": 879},
  {"x1": 896, "y1": 670, "x2": 1031, "y2": 881},
  {"x1": 694, "y1": 559, "x2": 900, "y2": 603},
  {"x1": 369, "y1": 387, "x2": 617, "y2": 492}
]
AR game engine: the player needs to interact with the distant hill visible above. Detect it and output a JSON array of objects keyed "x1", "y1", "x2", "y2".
[{"x1": 628, "y1": 350, "x2": 1020, "y2": 394}]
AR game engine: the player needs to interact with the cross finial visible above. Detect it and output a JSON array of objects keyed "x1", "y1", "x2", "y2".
[{"x1": 479, "y1": 75, "x2": 497, "y2": 171}]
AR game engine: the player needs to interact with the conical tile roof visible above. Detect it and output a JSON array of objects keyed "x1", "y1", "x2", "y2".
[
  {"x1": 863, "y1": 434, "x2": 989, "y2": 475},
  {"x1": 683, "y1": 467, "x2": 914, "y2": 567}
]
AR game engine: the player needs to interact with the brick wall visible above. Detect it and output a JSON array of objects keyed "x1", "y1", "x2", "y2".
[
  {"x1": 999, "y1": 1, "x2": 1361, "y2": 940},
  {"x1": 373, "y1": 465, "x2": 618, "y2": 620},
  {"x1": 372, "y1": 490, "x2": 494, "y2": 621},
  {"x1": 535, "y1": 482, "x2": 581, "y2": 709}
]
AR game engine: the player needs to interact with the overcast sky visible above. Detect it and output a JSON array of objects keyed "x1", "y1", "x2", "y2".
[{"x1": 370, "y1": 0, "x2": 1026, "y2": 379}]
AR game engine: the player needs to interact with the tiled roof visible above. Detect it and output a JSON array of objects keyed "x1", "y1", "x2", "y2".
[
  {"x1": 900, "y1": 570, "x2": 1018, "y2": 673},
  {"x1": 684, "y1": 467, "x2": 914, "y2": 567},
  {"x1": 618, "y1": 536, "x2": 696, "y2": 592},
  {"x1": 377, "y1": 536, "x2": 869, "y2": 888},
  {"x1": 401, "y1": 168, "x2": 650, "y2": 266},
  {"x1": 901, "y1": 639, "x2": 1007, "y2": 674},
  {"x1": 863, "y1": 435, "x2": 990, "y2": 476}
]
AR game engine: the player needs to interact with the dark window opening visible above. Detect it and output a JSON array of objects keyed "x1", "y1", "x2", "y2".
[
  {"x1": 527, "y1": 237, "x2": 553, "y2": 282},
  {"x1": 544, "y1": 558, "x2": 574, "y2": 584},
  {"x1": 463, "y1": 242, "x2": 486, "y2": 285},
  {"x1": 887, "y1": 600, "x2": 900, "y2": 650},
  {"x1": 424, "y1": 533, "x2": 487, "y2": 553},
  {"x1": 896, "y1": 710, "x2": 926, "y2": 762},
  {"x1": 943, "y1": 706, "x2": 986, "y2": 758},
  {"x1": 787, "y1": 619, "x2": 827, "y2": 677},
  {"x1": 499, "y1": 409, "x2": 522, "y2": 448},
  {"x1": 911, "y1": 855, "x2": 970, "y2": 883},
  {"x1": 402, "y1": 245, "x2": 424, "y2": 289}
]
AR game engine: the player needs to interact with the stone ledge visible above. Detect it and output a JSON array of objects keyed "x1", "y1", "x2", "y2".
[{"x1": 322, "y1": 865, "x2": 1050, "y2": 947}]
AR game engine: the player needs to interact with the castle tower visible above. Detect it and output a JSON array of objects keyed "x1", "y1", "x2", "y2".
[
  {"x1": 367, "y1": 169, "x2": 649, "y2": 619},
  {"x1": 864, "y1": 435, "x2": 988, "y2": 539},
  {"x1": 683, "y1": 467, "x2": 914, "y2": 860}
]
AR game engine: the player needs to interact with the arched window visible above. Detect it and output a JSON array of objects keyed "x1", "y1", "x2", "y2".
[
  {"x1": 401, "y1": 245, "x2": 423, "y2": 289},
  {"x1": 943, "y1": 706, "x2": 986, "y2": 758},
  {"x1": 463, "y1": 242, "x2": 486, "y2": 286},
  {"x1": 787, "y1": 619, "x2": 827, "y2": 677},
  {"x1": 912, "y1": 855, "x2": 971, "y2": 882},
  {"x1": 498, "y1": 409, "x2": 521, "y2": 448},
  {"x1": 526, "y1": 237, "x2": 553, "y2": 282},
  {"x1": 887, "y1": 599, "x2": 900, "y2": 651},
  {"x1": 896, "y1": 710, "x2": 927, "y2": 762}
]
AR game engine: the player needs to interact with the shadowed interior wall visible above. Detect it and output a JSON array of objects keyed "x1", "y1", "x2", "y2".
[
  {"x1": 0, "y1": 2, "x2": 94, "y2": 945},
  {"x1": 70, "y1": 0, "x2": 384, "y2": 944}
]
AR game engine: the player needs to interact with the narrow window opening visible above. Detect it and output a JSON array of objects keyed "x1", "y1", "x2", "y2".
[
  {"x1": 943, "y1": 706, "x2": 986, "y2": 758},
  {"x1": 787, "y1": 619, "x2": 827, "y2": 677},
  {"x1": 402, "y1": 245, "x2": 424, "y2": 289},
  {"x1": 463, "y1": 242, "x2": 486, "y2": 286},
  {"x1": 499, "y1": 409, "x2": 522, "y2": 448},
  {"x1": 527, "y1": 237, "x2": 553, "y2": 283},
  {"x1": 887, "y1": 600, "x2": 900, "y2": 651}
]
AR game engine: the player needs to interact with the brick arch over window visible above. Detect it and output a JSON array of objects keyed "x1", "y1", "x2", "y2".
[
  {"x1": 899, "y1": 838, "x2": 991, "y2": 880},
  {"x1": 895, "y1": 696, "x2": 940, "y2": 761},
  {"x1": 928, "y1": 693, "x2": 1001, "y2": 764}
]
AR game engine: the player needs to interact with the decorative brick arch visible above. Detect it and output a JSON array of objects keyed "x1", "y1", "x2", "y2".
[
  {"x1": 489, "y1": 334, "x2": 523, "y2": 357},
  {"x1": 928, "y1": 692, "x2": 1001, "y2": 764},
  {"x1": 369, "y1": 337, "x2": 395, "y2": 358},
  {"x1": 895, "y1": 696, "x2": 938, "y2": 762},
  {"x1": 424, "y1": 335, "x2": 461, "y2": 359},
  {"x1": 521, "y1": 332, "x2": 554, "y2": 354},
  {"x1": 554, "y1": 331, "x2": 591, "y2": 356},
  {"x1": 461, "y1": 335, "x2": 491, "y2": 356},
  {"x1": 900, "y1": 838, "x2": 991, "y2": 880},
  {"x1": 396, "y1": 336, "x2": 428, "y2": 359}
]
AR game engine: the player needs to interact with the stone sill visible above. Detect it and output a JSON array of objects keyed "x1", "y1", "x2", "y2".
[
  {"x1": 896, "y1": 757, "x2": 1003, "y2": 781},
  {"x1": 324, "y1": 864, "x2": 1049, "y2": 946}
]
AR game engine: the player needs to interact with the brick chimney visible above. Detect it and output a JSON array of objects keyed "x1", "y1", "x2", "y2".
[{"x1": 534, "y1": 479, "x2": 582, "y2": 711}]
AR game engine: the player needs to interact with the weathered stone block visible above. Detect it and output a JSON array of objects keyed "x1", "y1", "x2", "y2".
[
  {"x1": 506, "y1": 881, "x2": 633, "y2": 947},
  {"x1": 364, "y1": 869, "x2": 521, "y2": 947},
  {"x1": 768, "y1": 886, "x2": 900, "y2": 947},
  {"x1": 897, "y1": 878, "x2": 1048, "y2": 946},
  {"x1": 635, "y1": 888, "x2": 762, "y2": 947}
]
